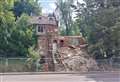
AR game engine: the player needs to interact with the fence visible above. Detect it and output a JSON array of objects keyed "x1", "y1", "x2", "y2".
[
  {"x1": 0, "y1": 58, "x2": 38, "y2": 72},
  {"x1": 0, "y1": 57, "x2": 120, "y2": 73}
]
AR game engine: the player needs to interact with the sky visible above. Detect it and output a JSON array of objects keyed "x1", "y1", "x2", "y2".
[
  {"x1": 39, "y1": 0, "x2": 84, "y2": 14},
  {"x1": 39, "y1": 0, "x2": 56, "y2": 14}
]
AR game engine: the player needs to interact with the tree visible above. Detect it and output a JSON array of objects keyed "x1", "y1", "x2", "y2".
[
  {"x1": 0, "y1": 0, "x2": 40, "y2": 57},
  {"x1": 9, "y1": 14, "x2": 37, "y2": 57},
  {"x1": 56, "y1": 0, "x2": 75, "y2": 35},
  {"x1": 0, "y1": 0, "x2": 16, "y2": 57},
  {"x1": 13, "y1": 0, "x2": 41, "y2": 18},
  {"x1": 74, "y1": 0, "x2": 120, "y2": 58}
]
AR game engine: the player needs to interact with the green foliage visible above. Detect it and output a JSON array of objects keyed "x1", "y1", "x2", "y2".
[
  {"x1": 11, "y1": 14, "x2": 37, "y2": 57},
  {"x1": 0, "y1": 0, "x2": 16, "y2": 57},
  {"x1": 26, "y1": 46, "x2": 40, "y2": 71},
  {"x1": 56, "y1": 0, "x2": 80, "y2": 36},
  {"x1": 0, "y1": 0, "x2": 41, "y2": 57},
  {"x1": 28, "y1": 46, "x2": 40, "y2": 61},
  {"x1": 74, "y1": 0, "x2": 120, "y2": 58},
  {"x1": 13, "y1": 0, "x2": 41, "y2": 17}
]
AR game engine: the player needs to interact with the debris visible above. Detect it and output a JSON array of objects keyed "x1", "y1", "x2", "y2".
[{"x1": 55, "y1": 47, "x2": 99, "y2": 72}]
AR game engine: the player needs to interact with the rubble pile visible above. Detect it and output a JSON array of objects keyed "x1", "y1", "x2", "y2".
[{"x1": 56, "y1": 47, "x2": 99, "y2": 72}]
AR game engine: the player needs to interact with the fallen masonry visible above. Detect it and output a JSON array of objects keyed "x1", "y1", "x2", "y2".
[{"x1": 54, "y1": 47, "x2": 99, "y2": 72}]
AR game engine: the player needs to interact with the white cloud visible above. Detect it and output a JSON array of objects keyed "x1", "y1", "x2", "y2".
[
  {"x1": 42, "y1": 8, "x2": 47, "y2": 14},
  {"x1": 42, "y1": 3, "x2": 56, "y2": 14},
  {"x1": 49, "y1": 3, "x2": 56, "y2": 10},
  {"x1": 41, "y1": 0, "x2": 84, "y2": 14},
  {"x1": 42, "y1": 8, "x2": 51, "y2": 14},
  {"x1": 42, "y1": 8, "x2": 53, "y2": 14}
]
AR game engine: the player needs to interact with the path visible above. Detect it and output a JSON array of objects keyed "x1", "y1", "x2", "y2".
[{"x1": 0, "y1": 72, "x2": 120, "y2": 82}]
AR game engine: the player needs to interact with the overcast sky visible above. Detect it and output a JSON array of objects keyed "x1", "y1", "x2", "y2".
[{"x1": 39, "y1": 0, "x2": 84, "y2": 14}]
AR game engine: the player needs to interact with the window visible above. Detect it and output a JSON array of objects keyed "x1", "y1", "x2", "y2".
[
  {"x1": 49, "y1": 17, "x2": 53, "y2": 21},
  {"x1": 39, "y1": 17, "x2": 42, "y2": 20},
  {"x1": 38, "y1": 25, "x2": 44, "y2": 32}
]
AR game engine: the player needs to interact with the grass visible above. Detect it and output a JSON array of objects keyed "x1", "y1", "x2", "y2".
[
  {"x1": 0, "y1": 58, "x2": 26, "y2": 65},
  {"x1": 0, "y1": 58, "x2": 31, "y2": 72}
]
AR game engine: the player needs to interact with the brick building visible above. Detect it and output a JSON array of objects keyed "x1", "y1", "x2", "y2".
[{"x1": 29, "y1": 14, "x2": 86, "y2": 71}]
